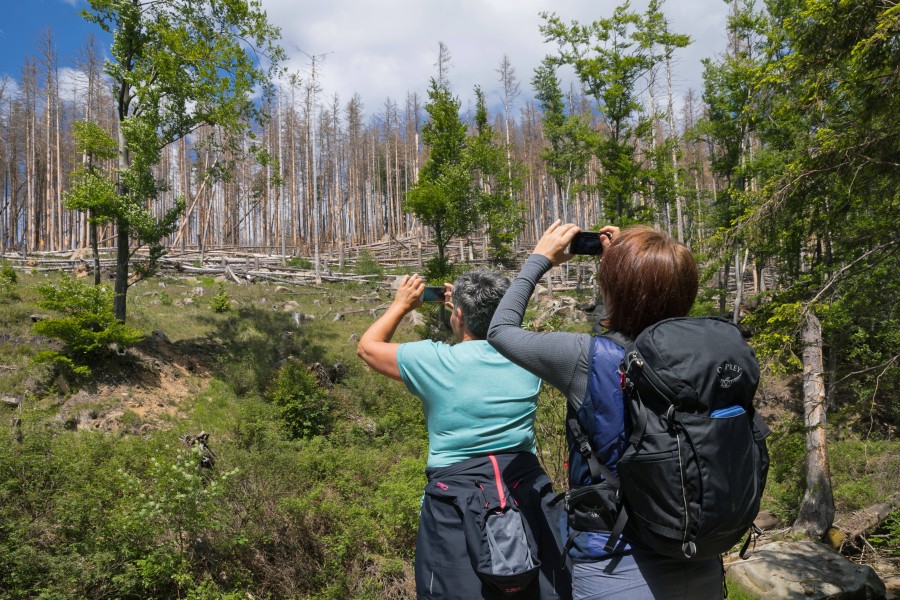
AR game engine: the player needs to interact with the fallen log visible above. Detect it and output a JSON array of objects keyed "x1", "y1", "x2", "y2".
[{"x1": 828, "y1": 491, "x2": 900, "y2": 550}]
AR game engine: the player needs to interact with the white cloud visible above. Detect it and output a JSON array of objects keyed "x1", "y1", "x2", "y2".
[
  {"x1": 58, "y1": 66, "x2": 87, "y2": 102},
  {"x1": 0, "y1": 75, "x2": 22, "y2": 102},
  {"x1": 261, "y1": 0, "x2": 729, "y2": 120}
]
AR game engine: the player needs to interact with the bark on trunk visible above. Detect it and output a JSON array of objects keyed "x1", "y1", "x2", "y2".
[
  {"x1": 91, "y1": 214, "x2": 100, "y2": 286},
  {"x1": 113, "y1": 221, "x2": 129, "y2": 321},
  {"x1": 793, "y1": 311, "x2": 835, "y2": 539}
]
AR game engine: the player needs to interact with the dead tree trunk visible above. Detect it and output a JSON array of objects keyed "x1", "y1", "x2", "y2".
[{"x1": 793, "y1": 310, "x2": 835, "y2": 539}]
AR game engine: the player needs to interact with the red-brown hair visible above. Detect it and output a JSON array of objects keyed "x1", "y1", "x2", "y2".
[{"x1": 598, "y1": 226, "x2": 698, "y2": 337}]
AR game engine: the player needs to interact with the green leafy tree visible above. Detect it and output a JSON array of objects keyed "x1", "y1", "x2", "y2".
[
  {"x1": 405, "y1": 78, "x2": 474, "y2": 277},
  {"x1": 210, "y1": 284, "x2": 231, "y2": 313},
  {"x1": 83, "y1": 0, "x2": 284, "y2": 321},
  {"x1": 467, "y1": 86, "x2": 523, "y2": 265},
  {"x1": 65, "y1": 121, "x2": 119, "y2": 285},
  {"x1": 540, "y1": 0, "x2": 689, "y2": 224},
  {"x1": 698, "y1": 0, "x2": 769, "y2": 317}
]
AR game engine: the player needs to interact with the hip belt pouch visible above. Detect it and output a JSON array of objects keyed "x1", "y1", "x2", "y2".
[
  {"x1": 565, "y1": 481, "x2": 619, "y2": 533},
  {"x1": 426, "y1": 454, "x2": 540, "y2": 595}
]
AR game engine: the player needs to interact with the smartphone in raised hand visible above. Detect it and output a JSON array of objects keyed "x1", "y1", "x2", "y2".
[
  {"x1": 569, "y1": 231, "x2": 611, "y2": 256},
  {"x1": 420, "y1": 285, "x2": 446, "y2": 302}
]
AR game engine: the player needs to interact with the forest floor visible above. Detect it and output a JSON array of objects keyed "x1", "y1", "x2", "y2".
[{"x1": 1, "y1": 268, "x2": 897, "y2": 597}]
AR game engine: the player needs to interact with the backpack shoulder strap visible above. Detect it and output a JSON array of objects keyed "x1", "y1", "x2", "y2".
[{"x1": 592, "y1": 322, "x2": 632, "y2": 350}]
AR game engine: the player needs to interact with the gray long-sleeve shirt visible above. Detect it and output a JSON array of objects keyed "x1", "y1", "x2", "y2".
[{"x1": 487, "y1": 254, "x2": 592, "y2": 407}]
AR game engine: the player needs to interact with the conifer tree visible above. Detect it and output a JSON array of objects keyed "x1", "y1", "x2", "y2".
[
  {"x1": 467, "y1": 87, "x2": 523, "y2": 265},
  {"x1": 405, "y1": 77, "x2": 473, "y2": 276}
]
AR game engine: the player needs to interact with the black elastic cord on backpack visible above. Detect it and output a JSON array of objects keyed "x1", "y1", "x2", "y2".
[{"x1": 738, "y1": 523, "x2": 762, "y2": 559}]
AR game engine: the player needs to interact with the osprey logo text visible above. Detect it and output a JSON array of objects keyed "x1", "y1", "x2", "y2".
[{"x1": 718, "y1": 363, "x2": 744, "y2": 389}]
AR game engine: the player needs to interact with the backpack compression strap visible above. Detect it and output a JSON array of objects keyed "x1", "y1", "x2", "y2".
[{"x1": 567, "y1": 417, "x2": 629, "y2": 554}]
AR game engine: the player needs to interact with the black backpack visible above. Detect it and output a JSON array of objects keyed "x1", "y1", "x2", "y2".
[{"x1": 567, "y1": 317, "x2": 770, "y2": 560}]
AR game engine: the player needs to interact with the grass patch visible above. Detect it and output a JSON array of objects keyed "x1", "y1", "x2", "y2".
[{"x1": 725, "y1": 577, "x2": 760, "y2": 600}]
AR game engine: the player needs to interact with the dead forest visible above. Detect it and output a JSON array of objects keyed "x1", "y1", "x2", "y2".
[{"x1": 0, "y1": 32, "x2": 718, "y2": 268}]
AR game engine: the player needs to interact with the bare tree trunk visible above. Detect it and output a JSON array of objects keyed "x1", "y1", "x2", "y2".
[
  {"x1": 733, "y1": 246, "x2": 748, "y2": 323},
  {"x1": 309, "y1": 57, "x2": 321, "y2": 283},
  {"x1": 665, "y1": 56, "x2": 684, "y2": 244},
  {"x1": 793, "y1": 311, "x2": 835, "y2": 539}
]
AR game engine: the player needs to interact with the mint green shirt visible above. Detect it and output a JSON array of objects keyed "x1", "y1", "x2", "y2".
[{"x1": 397, "y1": 339, "x2": 542, "y2": 469}]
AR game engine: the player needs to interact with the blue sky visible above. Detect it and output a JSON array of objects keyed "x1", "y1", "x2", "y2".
[
  {"x1": 0, "y1": 0, "x2": 108, "y2": 78},
  {"x1": 0, "y1": 0, "x2": 731, "y2": 118}
]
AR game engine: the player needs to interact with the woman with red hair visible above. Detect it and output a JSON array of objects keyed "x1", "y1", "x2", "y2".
[{"x1": 488, "y1": 221, "x2": 722, "y2": 599}]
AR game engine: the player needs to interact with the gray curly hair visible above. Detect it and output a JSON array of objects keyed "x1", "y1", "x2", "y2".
[{"x1": 451, "y1": 269, "x2": 510, "y2": 339}]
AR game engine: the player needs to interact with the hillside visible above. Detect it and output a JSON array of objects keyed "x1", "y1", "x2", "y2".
[{"x1": 0, "y1": 267, "x2": 897, "y2": 599}]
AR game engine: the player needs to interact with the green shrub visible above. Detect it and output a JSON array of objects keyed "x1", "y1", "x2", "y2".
[
  {"x1": 355, "y1": 249, "x2": 384, "y2": 277},
  {"x1": 287, "y1": 256, "x2": 314, "y2": 269},
  {"x1": 266, "y1": 361, "x2": 332, "y2": 439},
  {"x1": 0, "y1": 260, "x2": 17, "y2": 284},
  {"x1": 762, "y1": 417, "x2": 806, "y2": 522},
  {"x1": 159, "y1": 289, "x2": 174, "y2": 306},
  {"x1": 0, "y1": 260, "x2": 17, "y2": 302},
  {"x1": 868, "y1": 510, "x2": 900, "y2": 556},
  {"x1": 210, "y1": 284, "x2": 231, "y2": 313},
  {"x1": 33, "y1": 276, "x2": 143, "y2": 376},
  {"x1": 829, "y1": 438, "x2": 900, "y2": 512}
]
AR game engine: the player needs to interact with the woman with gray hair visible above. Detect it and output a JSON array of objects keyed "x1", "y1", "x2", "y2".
[{"x1": 358, "y1": 269, "x2": 568, "y2": 600}]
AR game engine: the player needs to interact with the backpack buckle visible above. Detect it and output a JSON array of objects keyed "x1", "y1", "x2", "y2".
[{"x1": 578, "y1": 440, "x2": 592, "y2": 458}]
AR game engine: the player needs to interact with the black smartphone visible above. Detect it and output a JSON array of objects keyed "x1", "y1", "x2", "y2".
[
  {"x1": 569, "y1": 231, "x2": 611, "y2": 255},
  {"x1": 420, "y1": 285, "x2": 446, "y2": 302}
]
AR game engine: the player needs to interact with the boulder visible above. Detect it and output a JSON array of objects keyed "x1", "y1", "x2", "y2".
[
  {"x1": 884, "y1": 576, "x2": 899, "y2": 599},
  {"x1": 726, "y1": 540, "x2": 885, "y2": 599},
  {"x1": 532, "y1": 296, "x2": 588, "y2": 328},
  {"x1": 291, "y1": 313, "x2": 314, "y2": 326},
  {"x1": 2, "y1": 396, "x2": 20, "y2": 408},
  {"x1": 755, "y1": 509, "x2": 783, "y2": 531},
  {"x1": 151, "y1": 330, "x2": 171, "y2": 344},
  {"x1": 408, "y1": 310, "x2": 426, "y2": 327}
]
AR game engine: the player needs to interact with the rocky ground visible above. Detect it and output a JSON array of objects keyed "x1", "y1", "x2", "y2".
[{"x1": 48, "y1": 330, "x2": 217, "y2": 434}]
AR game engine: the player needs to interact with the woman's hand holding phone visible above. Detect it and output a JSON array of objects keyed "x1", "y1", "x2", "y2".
[
  {"x1": 534, "y1": 220, "x2": 581, "y2": 266},
  {"x1": 393, "y1": 274, "x2": 426, "y2": 312}
]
